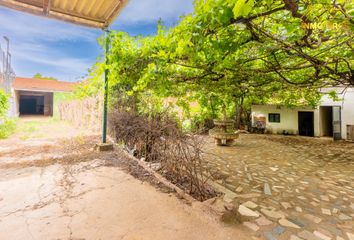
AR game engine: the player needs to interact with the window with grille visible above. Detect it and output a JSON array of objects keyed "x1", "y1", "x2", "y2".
[{"x1": 268, "y1": 113, "x2": 280, "y2": 123}]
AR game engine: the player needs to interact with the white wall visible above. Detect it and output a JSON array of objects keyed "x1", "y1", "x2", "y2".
[
  {"x1": 251, "y1": 105, "x2": 320, "y2": 136},
  {"x1": 320, "y1": 87, "x2": 354, "y2": 139},
  {"x1": 6, "y1": 88, "x2": 19, "y2": 117},
  {"x1": 252, "y1": 87, "x2": 354, "y2": 139}
]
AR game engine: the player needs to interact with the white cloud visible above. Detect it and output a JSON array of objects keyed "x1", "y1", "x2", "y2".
[
  {"x1": 10, "y1": 42, "x2": 93, "y2": 81},
  {"x1": 115, "y1": 0, "x2": 194, "y2": 25},
  {"x1": 0, "y1": 0, "x2": 195, "y2": 81},
  {"x1": 0, "y1": 7, "x2": 100, "y2": 81}
]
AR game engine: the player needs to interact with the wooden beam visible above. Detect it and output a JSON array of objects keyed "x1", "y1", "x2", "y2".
[
  {"x1": 0, "y1": 0, "x2": 43, "y2": 16},
  {"x1": 14, "y1": 0, "x2": 42, "y2": 7},
  {"x1": 49, "y1": 10, "x2": 105, "y2": 28},
  {"x1": 82, "y1": 0, "x2": 96, "y2": 16},
  {"x1": 89, "y1": 0, "x2": 105, "y2": 18},
  {"x1": 105, "y1": 0, "x2": 129, "y2": 28},
  {"x1": 50, "y1": 7, "x2": 105, "y2": 24},
  {"x1": 68, "y1": 0, "x2": 77, "y2": 12},
  {"x1": 0, "y1": 0, "x2": 128, "y2": 29},
  {"x1": 43, "y1": 0, "x2": 51, "y2": 15},
  {"x1": 0, "y1": 0, "x2": 104, "y2": 28},
  {"x1": 75, "y1": 0, "x2": 86, "y2": 14}
]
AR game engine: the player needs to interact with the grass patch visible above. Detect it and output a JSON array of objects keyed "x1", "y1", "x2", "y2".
[
  {"x1": 15, "y1": 118, "x2": 66, "y2": 140},
  {"x1": 74, "y1": 135, "x2": 85, "y2": 145},
  {"x1": 0, "y1": 119, "x2": 17, "y2": 139},
  {"x1": 19, "y1": 121, "x2": 41, "y2": 133},
  {"x1": 19, "y1": 135, "x2": 30, "y2": 141}
]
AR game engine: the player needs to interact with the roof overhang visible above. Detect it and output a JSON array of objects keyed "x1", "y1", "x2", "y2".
[
  {"x1": 15, "y1": 88, "x2": 71, "y2": 93},
  {"x1": 0, "y1": 0, "x2": 129, "y2": 29},
  {"x1": 13, "y1": 77, "x2": 77, "y2": 92}
]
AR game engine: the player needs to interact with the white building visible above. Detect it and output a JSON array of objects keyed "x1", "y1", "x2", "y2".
[
  {"x1": 251, "y1": 87, "x2": 354, "y2": 141},
  {"x1": 10, "y1": 77, "x2": 76, "y2": 117}
]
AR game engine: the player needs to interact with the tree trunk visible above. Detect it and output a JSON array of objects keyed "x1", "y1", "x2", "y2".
[{"x1": 235, "y1": 96, "x2": 244, "y2": 130}]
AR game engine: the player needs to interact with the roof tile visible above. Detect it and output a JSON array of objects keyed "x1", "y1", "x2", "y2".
[{"x1": 13, "y1": 77, "x2": 76, "y2": 92}]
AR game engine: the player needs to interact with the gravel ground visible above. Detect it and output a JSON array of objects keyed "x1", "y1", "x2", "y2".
[{"x1": 204, "y1": 134, "x2": 354, "y2": 240}]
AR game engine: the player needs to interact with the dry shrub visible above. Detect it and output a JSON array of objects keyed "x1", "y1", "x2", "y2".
[{"x1": 109, "y1": 110, "x2": 216, "y2": 201}]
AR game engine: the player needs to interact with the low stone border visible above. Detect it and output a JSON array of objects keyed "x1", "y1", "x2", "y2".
[
  {"x1": 121, "y1": 149, "x2": 197, "y2": 203},
  {"x1": 106, "y1": 136, "x2": 239, "y2": 221}
]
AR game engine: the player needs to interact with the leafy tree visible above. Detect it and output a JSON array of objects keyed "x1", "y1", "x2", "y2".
[{"x1": 92, "y1": 0, "x2": 353, "y2": 128}]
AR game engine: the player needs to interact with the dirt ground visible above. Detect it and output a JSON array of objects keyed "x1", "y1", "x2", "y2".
[
  {"x1": 0, "y1": 118, "x2": 249, "y2": 240},
  {"x1": 2, "y1": 117, "x2": 353, "y2": 240},
  {"x1": 7, "y1": 116, "x2": 95, "y2": 141}
]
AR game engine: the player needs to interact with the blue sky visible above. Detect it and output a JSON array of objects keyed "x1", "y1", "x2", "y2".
[{"x1": 0, "y1": 0, "x2": 194, "y2": 82}]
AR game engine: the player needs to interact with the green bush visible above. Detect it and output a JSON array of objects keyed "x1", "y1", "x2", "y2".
[
  {"x1": 0, "y1": 119, "x2": 16, "y2": 139},
  {"x1": 0, "y1": 89, "x2": 8, "y2": 117},
  {"x1": 0, "y1": 89, "x2": 17, "y2": 139}
]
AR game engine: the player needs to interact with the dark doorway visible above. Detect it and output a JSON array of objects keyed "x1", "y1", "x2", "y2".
[
  {"x1": 298, "y1": 111, "x2": 314, "y2": 137},
  {"x1": 19, "y1": 95, "x2": 44, "y2": 115},
  {"x1": 320, "y1": 106, "x2": 333, "y2": 137}
]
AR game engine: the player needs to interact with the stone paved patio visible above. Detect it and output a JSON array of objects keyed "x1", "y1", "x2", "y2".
[{"x1": 204, "y1": 134, "x2": 354, "y2": 240}]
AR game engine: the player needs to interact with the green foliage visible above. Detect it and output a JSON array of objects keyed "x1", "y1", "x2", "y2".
[
  {"x1": 33, "y1": 73, "x2": 57, "y2": 80},
  {"x1": 232, "y1": 0, "x2": 254, "y2": 18},
  {"x1": 19, "y1": 121, "x2": 40, "y2": 133},
  {"x1": 0, "y1": 118, "x2": 16, "y2": 139},
  {"x1": 87, "y1": 0, "x2": 353, "y2": 129},
  {"x1": 74, "y1": 66, "x2": 104, "y2": 99},
  {"x1": 327, "y1": 90, "x2": 343, "y2": 102},
  {"x1": 0, "y1": 89, "x2": 8, "y2": 117},
  {"x1": 0, "y1": 89, "x2": 16, "y2": 139}
]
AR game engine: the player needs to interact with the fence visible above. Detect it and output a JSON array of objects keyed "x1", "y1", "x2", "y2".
[
  {"x1": 0, "y1": 37, "x2": 15, "y2": 94},
  {"x1": 59, "y1": 96, "x2": 103, "y2": 132},
  {"x1": 0, "y1": 37, "x2": 16, "y2": 117}
]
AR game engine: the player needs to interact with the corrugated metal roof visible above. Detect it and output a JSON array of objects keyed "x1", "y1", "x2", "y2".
[
  {"x1": 13, "y1": 77, "x2": 77, "y2": 92},
  {"x1": 0, "y1": 0, "x2": 128, "y2": 28}
]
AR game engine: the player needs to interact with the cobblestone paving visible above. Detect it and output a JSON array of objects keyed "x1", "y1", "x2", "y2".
[{"x1": 204, "y1": 134, "x2": 354, "y2": 240}]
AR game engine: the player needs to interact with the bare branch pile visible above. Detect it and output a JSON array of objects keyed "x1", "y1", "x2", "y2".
[{"x1": 109, "y1": 110, "x2": 216, "y2": 201}]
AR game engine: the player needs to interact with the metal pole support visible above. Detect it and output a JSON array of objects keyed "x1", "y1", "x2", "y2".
[{"x1": 102, "y1": 29, "x2": 110, "y2": 143}]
